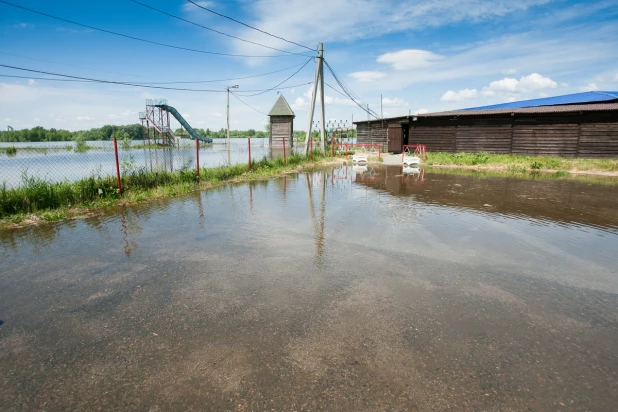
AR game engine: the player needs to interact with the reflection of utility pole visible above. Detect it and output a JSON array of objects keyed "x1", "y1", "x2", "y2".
[
  {"x1": 227, "y1": 85, "x2": 239, "y2": 144},
  {"x1": 305, "y1": 172, "x2": 326, "y2": 264}
]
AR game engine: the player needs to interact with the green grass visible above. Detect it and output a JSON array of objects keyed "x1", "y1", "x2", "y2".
[
  {"x1": 424, "y1": 165, "x2": 618, "y2": 186},
  {"x1": 4, "y1": 146, "x2": 17, "y2": 156},
  {"x1": 0, "y1": 153, "x2": 331, "y2": 227},
  {"x1": 424, "y1": 152, "x2": 618, "y2": 172}
]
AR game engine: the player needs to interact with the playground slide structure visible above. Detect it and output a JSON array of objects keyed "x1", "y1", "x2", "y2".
[
  {"x1": 158, "y1": 104, "x2": 213, "y2": 143},
  {"x1": 140, "y1": 99, "x2": 213, "y2": 144}
]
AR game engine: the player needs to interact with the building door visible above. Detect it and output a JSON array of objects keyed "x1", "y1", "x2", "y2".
[{"x1": 387, "y1": 124, "x2": 403, "y2": 153}]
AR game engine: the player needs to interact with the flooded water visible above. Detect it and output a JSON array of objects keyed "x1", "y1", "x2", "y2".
[
  {"x1": 0, "y1": 138, "x2": 274, "y2": 188},
  {"x1": 1, "y1": 166, "x2": 617, "y2": 411}
]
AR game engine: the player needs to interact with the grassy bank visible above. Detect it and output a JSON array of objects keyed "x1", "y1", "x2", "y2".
[
  {"x1": 1, "y1": 151, "x2": 327, "y2": 229},
  {"x1": 424, "y1": 152, "x2": 618, "y2": 174},
  {"x1": 423, "y1": 164, "x2": 618, "y2": 186}
]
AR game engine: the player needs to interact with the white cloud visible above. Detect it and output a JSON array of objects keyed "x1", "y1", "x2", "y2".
[
  {"x1": 232, "y1": 0, "x2": 551, "y2": 57},
  {"x1": 181, "y1": 1, "x2": 213, "y2": 12},
  {"x1": 182, "y1": 113, "x2": 191, "y2": 119},
  {"x1": 518, "y1": 73, "x2": 557, "y2": 90},
  {"x1": 212, "y1": 112, "x2": 223, "y2": 118},
  {"x1": 77, "y1": 116, "x2": 95, "y2": 121},
  {"x1": 376, "y1": 49, "x2": 443, "y2": 71},
  {"x1": 486, "y1": 77, "x2": 520, "y2": 92},
  {"x1": 615, "y1": 73, "x2": 618, "y2": 81},
  {"x1": 291, "y1": 89, "x2": 295, "y2": 94},
  {"x1": 481, "y1": 73, "x2": 557, "y2": 95},
  {"x1": 291, "y1": 97, "x2": 306, "y2": 110},
  {"x1": 349, "y1": 71, "x2": 386, "y2": 82},
  {"x1": 27, "y1": 79, "x2": 37, "y2": 86},
  {"x1": 414, "y1": 108, "x2": 429, "y2": 115},
  {"x1": 441, "y1": 89, "x2": 478, "y2": 101},
  {"x1": 502, "y1": 68, "x2": 518, "y2": 75},
  {"x1": 381, "y1": 97, "x2": 409, "y2": 107},
  {"x1": 581, "y1": 83, "x2": 598, "y2": 91}
]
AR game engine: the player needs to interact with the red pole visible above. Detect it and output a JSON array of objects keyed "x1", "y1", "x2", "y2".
[
  {"x1": 113, "y1": 137, "x2": 122, "y2": 194},
  {"x1": 195, "y1": 138, "x2": 200, "y2": 179},
  {"x1": 248, "y1": 136, "x2": 252, "y2": 171},
  {"x1": 283, "y1": 136, "x2": 287, "y2": 165}
]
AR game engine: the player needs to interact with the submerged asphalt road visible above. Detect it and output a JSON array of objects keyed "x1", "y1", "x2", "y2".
[{"x1": 1, "y1": 167, "x2": 617, "y2": 411}]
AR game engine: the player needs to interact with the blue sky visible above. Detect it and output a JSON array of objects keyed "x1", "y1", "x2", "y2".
[{"x1": 1, "y1": 0, "x2": 618, "y2": 131}]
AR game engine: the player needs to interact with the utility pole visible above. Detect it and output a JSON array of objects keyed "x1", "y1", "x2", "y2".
[
  {"x1": 227, "y1": 85, "x2": 239, "y2": 144},
  {"x1": 304, "y1": 42, "x2": 326, "y2": 154}
]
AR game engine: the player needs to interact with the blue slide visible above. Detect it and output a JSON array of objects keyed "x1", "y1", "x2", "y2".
[{"x1": 159, "y1": 104, "x2": 213, "y2": 143}]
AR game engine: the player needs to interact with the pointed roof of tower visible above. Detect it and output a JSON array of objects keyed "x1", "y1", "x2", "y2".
[{"x1": 268, "y1": 95, "x2": 295, "y2": 117}]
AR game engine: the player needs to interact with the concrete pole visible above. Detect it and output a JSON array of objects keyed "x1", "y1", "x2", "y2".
[
  {"x1": 303, "y1": 43, "x2": 322, "y2": 155},
  {"x1": 318, "y1": 43, "x2": 326, "y2": 152},
  {"x1": 226, "y1": 87, "x2": 230, "y2": 145}
]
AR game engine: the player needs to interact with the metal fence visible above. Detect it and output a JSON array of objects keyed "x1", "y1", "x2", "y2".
[{"x1": 0, "y1": 137, "x2": 282, "y2": 190}]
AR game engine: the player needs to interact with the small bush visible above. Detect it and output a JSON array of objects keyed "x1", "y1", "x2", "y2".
[
  {"x1": 530, "y1": 161, "x2": 543, "y2": 170},
  {"x1": 74, "y1": 135, "x2": 88, "y2": 153},
  {"x1": 5, "y1": 146, "x2": 17, "y2": 156},
  {"x1": 472, "y1": 152, "x2": 490, "y2": 165}
]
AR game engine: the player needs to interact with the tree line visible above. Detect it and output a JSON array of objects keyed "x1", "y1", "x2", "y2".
[{"x1": 0, "y1": 124, "x2": 357, "y2": 143}]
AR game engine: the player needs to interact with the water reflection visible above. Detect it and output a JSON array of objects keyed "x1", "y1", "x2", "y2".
[
  {"x1": 352, "y1": 165, "x2": 618, "y2": 233},
  {"x1": 1, "y1": 166, "x2": 618, "y2": 410}
]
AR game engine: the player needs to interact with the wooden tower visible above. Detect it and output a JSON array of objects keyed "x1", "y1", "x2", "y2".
[{"x1": 268, "y1": 95, "x2": 295, "y2": 148}]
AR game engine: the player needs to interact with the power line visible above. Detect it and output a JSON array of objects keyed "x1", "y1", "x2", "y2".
[
  {"x1": 323, "y1": 60, "x2": 380, "y2": 119},
  {"x1": 132, "y1": 62, "x2": 310, "y2": 84},
  {"x1": 130, "y1": 0, "x2": 312, "y2": 56},
  {"x1": 186, "y1": 0, "x2": 315, "y2": 52},
  {"x1": 236, "y1": 57, "x2": 312, "y2": 97},
  {"x1": 0, "y1": 0, "x2": 303, "y2": 58},
  {"x1": 230, "y1": 92, "x2": 268, "y2": 115},
  {"x1": 0, "y1": 74, "x2": 91, "y2": 82},
  {"x1": 0, "y1": 51, "x2": 162, "y2": 80},
  {"x1": 0, "y1": 66, "x2": 313, "y2": 93},
  {"x1": 0, "y1": 52, "x2": 309, "y2": 84}
]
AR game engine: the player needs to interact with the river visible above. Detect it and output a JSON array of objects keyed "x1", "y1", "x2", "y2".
[{"x1": 1, "y1": 166, "x2": 617, "y2": 410}]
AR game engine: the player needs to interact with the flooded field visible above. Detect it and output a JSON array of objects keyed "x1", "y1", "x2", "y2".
[
  {"x1": 1, "y1": 166, "x2": 617, "y2": 411},
  {"x1": 0, "y1": 138, "x2": 272, "y2": 188}
]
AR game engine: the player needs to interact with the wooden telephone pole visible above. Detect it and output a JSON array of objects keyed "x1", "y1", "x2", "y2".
[{"x1": 303, "y1": 43, "x2": 326, "y2": 154}]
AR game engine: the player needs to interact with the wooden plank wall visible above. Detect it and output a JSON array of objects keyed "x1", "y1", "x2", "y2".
[
  {"x1": 456, "y1": 125, "x2": 512, "y2": 153},
  {"x1": 410, "y1": 126, "x2": 457, "y2": 152},
  {"x1": 578, "y1": 123, "x2": 618, "y2": 157},
  {"x1": 270, "y1": 116, "x2": 293, "y2": 147},
  {"x1": 356, "y1": 110, "x2": 618, "y2": 157},
  {"x1": 512, "y1": 124, "x2": 579, "y2": 157}
]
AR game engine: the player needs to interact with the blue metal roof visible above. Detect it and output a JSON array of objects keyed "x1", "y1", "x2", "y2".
[{"x1": 462, "y1": 91, "x2": 618, "y2": 111}]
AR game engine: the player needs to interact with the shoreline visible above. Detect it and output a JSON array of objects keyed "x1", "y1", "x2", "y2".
[{"x1": 0, "y1": 157, "x2": 338, "y2": 230}]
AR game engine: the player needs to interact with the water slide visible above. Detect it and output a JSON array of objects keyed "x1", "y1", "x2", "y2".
[{"x1": 157, "y1": 104, "x2": 213, "y2": 143}]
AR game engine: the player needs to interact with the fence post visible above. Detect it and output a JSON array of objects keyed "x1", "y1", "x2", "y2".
[
  {"x1": 113, "y1": 137, "x2": 122, "y2": 194},
  {"x1": 248, "y1": 136, "x2": 252, "y2": 171},
  {"x1": 195, "y1": 138, "x2": 200, "y2": 179},
  {"x1": 283, "y1": 136, "x2": 287, "y2": 166}
]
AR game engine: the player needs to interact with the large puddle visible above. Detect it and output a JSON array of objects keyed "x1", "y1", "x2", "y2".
[{"x1": 1, "y1": 166, "x2": 617, "y2": 410}]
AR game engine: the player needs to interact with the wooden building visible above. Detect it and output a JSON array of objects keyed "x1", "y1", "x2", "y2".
[
  {"x1": 355, "y1": 92, "x2": 618, "y2": 157},
  {"x1": 268, "y1": 95, "x2": 295, "y2": 148}
]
